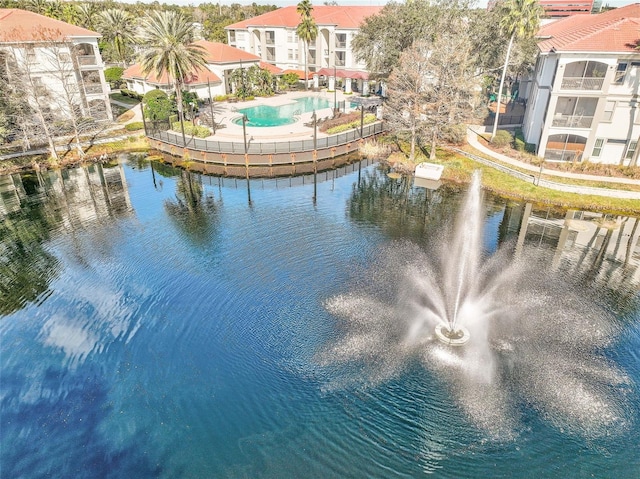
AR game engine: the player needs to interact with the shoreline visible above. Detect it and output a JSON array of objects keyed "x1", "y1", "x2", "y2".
[{"x1": 2, "y1": 135, "x2": 639, "y2": 215}]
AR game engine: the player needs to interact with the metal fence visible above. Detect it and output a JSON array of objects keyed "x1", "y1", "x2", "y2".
[{"x1": 146, "y1": 121, "x2": 385, "y2": 157}]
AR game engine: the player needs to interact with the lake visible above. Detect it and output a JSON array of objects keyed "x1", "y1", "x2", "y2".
[{"x1": 1, "y1": 157, "x2": 639, "y2": 478}]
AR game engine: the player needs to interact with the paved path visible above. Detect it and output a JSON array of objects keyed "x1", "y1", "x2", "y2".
[
  {"x1": 461, "y1": 126, "x2": 640, "y2": 200},
  {"x1": 467, "y1": 126, "x2": 640, "y2": 186}
]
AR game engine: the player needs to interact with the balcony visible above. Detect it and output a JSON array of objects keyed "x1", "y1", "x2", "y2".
[
  {"x1": 335, "y1": 58, "x2": 345, "y2": 67},
  {"x1": 266, "y1": 37, "x2": 275, "y2": 45},
  {"x1": 77, "y1": 55, "x2": 97, "y2": 66},
  {"x1": 84, "y1": 83, "x2": 104, "y2": 95},
  {"x1": 560, "y1": 76, "x2": 604, "y2": 90},
  {"x1": 551, "y1": 114, "x2": 593, "y2": 129},
  {"x1": 335, "y1": 41, "x2": 346, "y2": 49}
]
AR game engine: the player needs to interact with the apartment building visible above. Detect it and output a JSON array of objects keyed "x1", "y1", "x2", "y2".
[
  {"x1": 225, "y1": 6, "x2": 383, "y2": 94},
  {"x1": 522, "y1": 3, "x2": 640, "y2": 165},
  {"x1": 0, "y1": 8, "x2": 112, "y2": 121}
]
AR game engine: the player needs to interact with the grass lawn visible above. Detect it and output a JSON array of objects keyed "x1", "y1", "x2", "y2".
[
  {"x1": 437, "y1": 149, "x2": 640, "y2": 215},
  {"x1": 384, "y1": 142, "x2": 640, "y2": 216},
  {"x1": 109, "y1": 92, "x2": 140, "y2": 105}
]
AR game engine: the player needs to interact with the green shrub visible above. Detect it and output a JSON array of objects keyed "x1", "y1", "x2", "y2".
[
  {"x1": 143, "y1": 90, "x2": 173, "y2": 120},
  {"x1": 491, "y1": 130, "x2": 513, "y2": 148},
  {"x1": 125, "y1": 122, "x2": 144, "y2": 131},
  {"x1": 513, "y1": 128, "x2": 535, "y2": 152},
  {"x1": 514, "y1": 137, "x2": 525, "y2": 152},
  {"x1": 120, "y1": 89, "x2": 142, "y2": 100},
  {"x1": 171, "y1": 121, "x2": 210, "y2": 138},
  {"x1": 105, "y1": 66, "x2": 124, "y2": 83},
  {"x1": 326, "y1": 114, "x2": 377, "y2": 134},
  {"x1": 214, "y1": 95, "x2": 229, "y2": 102},
  {"x1": 169, "y1": 114, "x2": 178, "y2": 125}
]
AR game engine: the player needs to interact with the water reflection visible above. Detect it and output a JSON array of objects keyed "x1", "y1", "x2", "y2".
[
  {"x1": 349, "y1": 168, "x2": 640, "y2": 295},
  {"x1": 165, "y1": 169, "x2": 218, "y2": 246},
  {"x1": 0, "y1": 163, "x2": 133, "y2": 316}
]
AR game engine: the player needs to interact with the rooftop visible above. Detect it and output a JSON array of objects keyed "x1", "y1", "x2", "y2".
[
  {"x1": 537, "y1": 3, "x2": 640, "y2": 53},
  {"x1": 0, "y1": 8, "x2": 99, "y2": 42},
  {"x1": 122, "y1": 64, "x2": 222, "y2": 86},
  {"x1": 226, "y1": 5, "x2": 383, "y2": 30}
]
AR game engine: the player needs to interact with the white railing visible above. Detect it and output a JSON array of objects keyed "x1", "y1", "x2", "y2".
[
  {"x1": 560, "y1": 77, "x2": 604, "y2": 90},
  {"x1": 551, "y1": 115, "x2": 594, "y2": 129}
]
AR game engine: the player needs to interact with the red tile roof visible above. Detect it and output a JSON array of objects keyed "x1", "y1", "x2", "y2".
[
  {"x1": 0, "y1": 8, "x2": 99, "y2": 42},
  {"x1": 316, "y1": 68, "x2": 369, "y2": 80},
  {"x1": 282, "y1": 69, "x2": 314, "y2": 80},
  {"x1": 123, "y1": 63, "x2": 221, "y2": 86},
  {"x1": 193, "y1": 40, "x2": 261, "y2": 64},
  {"x1": 537, "y1": 3, "x2": 640, "y2": 53},
  {"x1": 260, "y1": 62, "x2": 283, "y2": 74},
  {"x1": 226, "y1": 5, "x2": 383, "y2": 30}
]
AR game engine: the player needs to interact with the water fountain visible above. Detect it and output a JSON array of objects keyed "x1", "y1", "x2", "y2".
[{"x1": 320, "y1": 171, "x2": 633, "y2": 439}]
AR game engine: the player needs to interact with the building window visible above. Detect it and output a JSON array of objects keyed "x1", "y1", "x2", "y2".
[
  {"x1": 287, "y1": 49, "x2": 298, "y2": 61},
  {"x1": 614, "y1": 62, "x2": 627, "y2": 84},
  {"x1": 27, "y1": 47, "x2": 36, "y2": 63},
  {"x1": 229, "y1": 31, "x2": 236, "y2": 43},
  {"x1": 545, "y1": 134, "x2": 587, "y2": 162},
  {"x1": 335, "y1": 33, "x2": 346, "y2": 49},
  {"x1": 603, "y1": 101, "x2": 615, "y2": 122},
  {"x1": 625, "y1": 141, "x2": 638, "y2": 160},
  {"x1": 552, "y1": 97, "x2": 597, "y2": 128},
  {"x1": 266, "y1": 30, "x2": 275, "y2": 45},
  {"x1": 287, "y1": 31, "x2": 298, "y2": 43},
  {"x1": 236, "y1": 31, "x2": 245, "y2": 41},
  {"x1": 592, "y1": 138, "x2": 604, "y2": 158}
]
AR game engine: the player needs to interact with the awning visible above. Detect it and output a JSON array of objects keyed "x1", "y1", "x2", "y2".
[{"x1": 315, "y1": 68, "x2": 369, "y2": 80}]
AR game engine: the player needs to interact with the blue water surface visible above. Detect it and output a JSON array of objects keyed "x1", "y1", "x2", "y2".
[
  {"x1": 234, "y1": 96, "x2": 331, "y2": 127},
  {"x1": 1, "y1": 160, "x2": 639, "y2": 478}
]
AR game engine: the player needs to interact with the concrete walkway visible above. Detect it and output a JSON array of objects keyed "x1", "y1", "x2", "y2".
[{"x1": 461, "y1": 126, "x2": 640, "y2": 200}]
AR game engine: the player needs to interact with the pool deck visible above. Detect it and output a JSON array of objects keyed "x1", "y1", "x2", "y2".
[{"x1": 207, "y1": 90, "x2": 354, "y2": 142}]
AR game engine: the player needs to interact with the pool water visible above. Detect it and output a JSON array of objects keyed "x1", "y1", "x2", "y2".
[{"x1": 233, "y1": 96, "x2": 331, "y2": 127}]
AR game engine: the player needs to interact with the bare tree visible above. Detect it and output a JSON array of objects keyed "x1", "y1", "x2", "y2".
[
  {"x1": 384, "y1": 43, "x2": 432, "y2": 162},
  {"x1": 384, "y1": 29, "x2": 478, "y2": 162},
  {"x1": 0, "y1": 26, "x2": 108, "y2": 158},
  {"x1": 0, "y1": 31, "x2": 59, "y2": 159},
  {"x1": 421, "y1": 30, "x2": 478, "y2": 160}
]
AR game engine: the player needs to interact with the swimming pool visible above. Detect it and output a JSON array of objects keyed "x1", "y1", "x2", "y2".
[{"x1": 233, "y1": 96, "x2": 331, "y2": 127}]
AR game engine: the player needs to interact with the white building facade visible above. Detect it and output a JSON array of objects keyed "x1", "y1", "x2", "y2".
[
  {"x1": 123, "y1": 41, "x2": 275, "y2": 100},
  {"x1": 0, "y1": 9, "x2": 112, "y2": 121},
  {"x1": 225, "y1": 6, "x2": 382, "y2": 95},
  {"x1": 522, "y1": 4, "x2": 640, "y2": 166}
]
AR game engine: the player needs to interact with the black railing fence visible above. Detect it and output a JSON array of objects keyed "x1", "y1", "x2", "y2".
[{"x1": 146, "y1": 121, "x2": 385, "y2": 158}]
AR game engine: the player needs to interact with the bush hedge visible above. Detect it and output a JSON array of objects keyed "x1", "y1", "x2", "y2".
[
  {"x1": 326, "y1": 113, "x2": 377, "y2": 134},
  {"x1": 125, "y1": 122, "x2": 144, "y2": 131},
  {"x1": 490, "y1": 130, "x2": 513, "y2": 148},
  {"x1": 513, "y1": 129, "x2": 536, "y2": 153},
  {"x1": 171, "y1": 121, "x2": 210, "y2": 138},
  {"x1": 120, "y1": 89, "x2": 143, "y2": 100}
]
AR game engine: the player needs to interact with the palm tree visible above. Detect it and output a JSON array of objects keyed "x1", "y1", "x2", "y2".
[
  {"x1": 96, "y1": 9, "x2": 136, "y2": 67},
  {"x1": 138, "y1": 10, "x2": 207, "y2": 145},
  {"x1": 296, "y1": 0, "x2": 317, "y2": 91},
  {"x1": 77, "y1": 3, "x2": 99, "y2": 31},
  {"x1": 491, "y1": 0, "x2": 542, "y2": 139}
]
